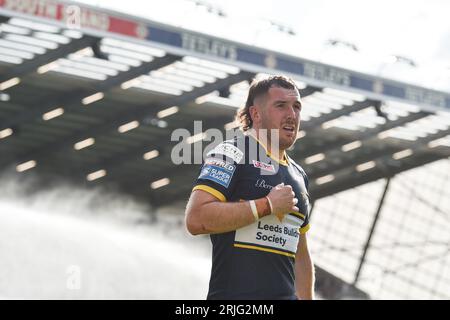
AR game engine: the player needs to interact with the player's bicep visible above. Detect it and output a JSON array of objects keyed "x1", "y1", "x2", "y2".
[
  {"x1": 188, "y1": 189, "x2": 222, "y2": 212},
  {"x1": 185, "y1": 189, "x2": 221, "y2": 235}
]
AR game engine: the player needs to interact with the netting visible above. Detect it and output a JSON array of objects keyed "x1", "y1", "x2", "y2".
[{"x1": 310, "y1": 158, "x2": 450, "y2": 299}]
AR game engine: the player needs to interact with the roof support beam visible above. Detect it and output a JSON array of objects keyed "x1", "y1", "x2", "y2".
[
  {"x1": 0, "y1": 36, "x2": 98, "y2": 82},
  {"x1": 0, "y1": 15, "x2": 9, "y2": 23},
  {"x1": 309, "y1": 127, "x2": 450, "y2": 180},
  {"x1": 353, "y1": 178, "x2": 391, "y2": 286},
  {"x1": 0, "y1": 54, "x2": 179, "y2": 131},
  {"x1": 298, "y1": 110, "x2": 431, "y2": 159},
  {"x1": 5, "y1": 71, "x2": 253, "y2": 169},
  {"x1": 300, "y1": 99, "x2": 377, "y2": 132},
  {"x1": 310, "y1": 149, "x2": 449, "y2": 200}
]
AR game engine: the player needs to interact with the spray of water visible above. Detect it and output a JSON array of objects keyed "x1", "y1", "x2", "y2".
[{"x1": 0, "y1": 173, "x2": 211, "y2": 299}]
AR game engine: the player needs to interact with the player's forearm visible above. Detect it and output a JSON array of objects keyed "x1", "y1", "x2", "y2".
[
  {"x1": 194, "y1": 201, "x2": 255, "y2": 234},
  {"x1": 295, "y1": 252, "x2": 315, "y2": 300},
  {"x1": 186, "y1": 198, "x2": 270, "y2": 235}
]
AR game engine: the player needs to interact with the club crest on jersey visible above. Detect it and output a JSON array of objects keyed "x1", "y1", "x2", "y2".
[{"x1": 252, "y1": 160, "x2": 275, "y2": 173}]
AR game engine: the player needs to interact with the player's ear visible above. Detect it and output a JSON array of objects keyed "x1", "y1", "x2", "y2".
[{"x1": 249, "y1": 105, "x2": 261, "y2": 125}]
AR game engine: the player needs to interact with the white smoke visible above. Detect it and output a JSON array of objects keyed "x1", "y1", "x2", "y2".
[{"x1": 0, "y1": 172, "x2": 211, "y2": 299}]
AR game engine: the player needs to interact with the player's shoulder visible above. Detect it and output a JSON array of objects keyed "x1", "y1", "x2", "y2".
[
  {"x1": 206, "y1": 131, "x2": 249, "y2": 160},
  {"x1": 287, "y1": 155, "x2": 309, "y2": 180},
  {"x1": 206, "y1": 133, "x2": 247, "y2": 164}
]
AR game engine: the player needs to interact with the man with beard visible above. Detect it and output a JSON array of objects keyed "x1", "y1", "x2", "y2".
[{"x1": 185, "y1": 75, "x2": 314, "y2": 300}]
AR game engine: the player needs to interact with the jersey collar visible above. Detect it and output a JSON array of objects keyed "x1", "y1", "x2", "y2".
[{"x1": 246, "y1": 130, "x2": 289, "y2": 166}]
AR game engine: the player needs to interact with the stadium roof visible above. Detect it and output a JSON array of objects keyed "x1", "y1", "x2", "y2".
[{"x1": 0, "y1": 0, "x2": 449, "y2": 209}]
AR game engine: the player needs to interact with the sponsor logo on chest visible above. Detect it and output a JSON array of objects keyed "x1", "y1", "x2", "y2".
[
  {"x1": 234, "y1": 215, "x2": 302, "y2": 254},
  {"x1": 255, "y1": 179, "x2": 274, "y2": 190},
  {"x1": 252, "y1": 160, "x2": 275, "y2": 173}
]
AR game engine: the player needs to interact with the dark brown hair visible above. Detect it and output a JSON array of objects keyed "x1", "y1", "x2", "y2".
[{"x1": 236, "y1": 75, "x2": 299, "y2": 131}]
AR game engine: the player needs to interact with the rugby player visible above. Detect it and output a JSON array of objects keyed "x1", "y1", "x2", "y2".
[{"x1": 185, "y1": 75, "x2": 314, "y2": 300}]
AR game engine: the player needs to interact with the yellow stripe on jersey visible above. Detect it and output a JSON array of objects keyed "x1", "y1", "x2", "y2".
[
  {"x1": 192, "y1": 185, "x2": 227, "y2": 202},
  {"x1": 234, "y1": 243, "x2": 295, "y2": 258},
  {"x1": 290, "y1": 211, "x2": 306, "y2": 220},
  {"x1": 299, "y1": 224, "x2": 310, "y2": 234},
  {"x1": 247, "y1": 132, "x2": 289, "y2": 166}
]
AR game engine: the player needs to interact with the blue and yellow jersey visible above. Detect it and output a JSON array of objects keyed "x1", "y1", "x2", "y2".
[{"x1": 192, "y1": 131, "x2": 311, "y2": 300}]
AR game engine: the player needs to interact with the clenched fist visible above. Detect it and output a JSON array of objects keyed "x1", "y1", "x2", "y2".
[{"x1": 266, "y1": 183, "x2": 298, "y2": 221}]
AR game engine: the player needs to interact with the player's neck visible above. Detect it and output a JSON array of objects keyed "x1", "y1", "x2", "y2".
[{"x1": 247, "y1": 128, "x2": 287, "y2": 162}]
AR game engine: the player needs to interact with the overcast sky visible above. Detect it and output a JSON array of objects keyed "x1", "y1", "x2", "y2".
[{"x1": 75, "y1": 0, "x2": 450, "y2": 90}]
